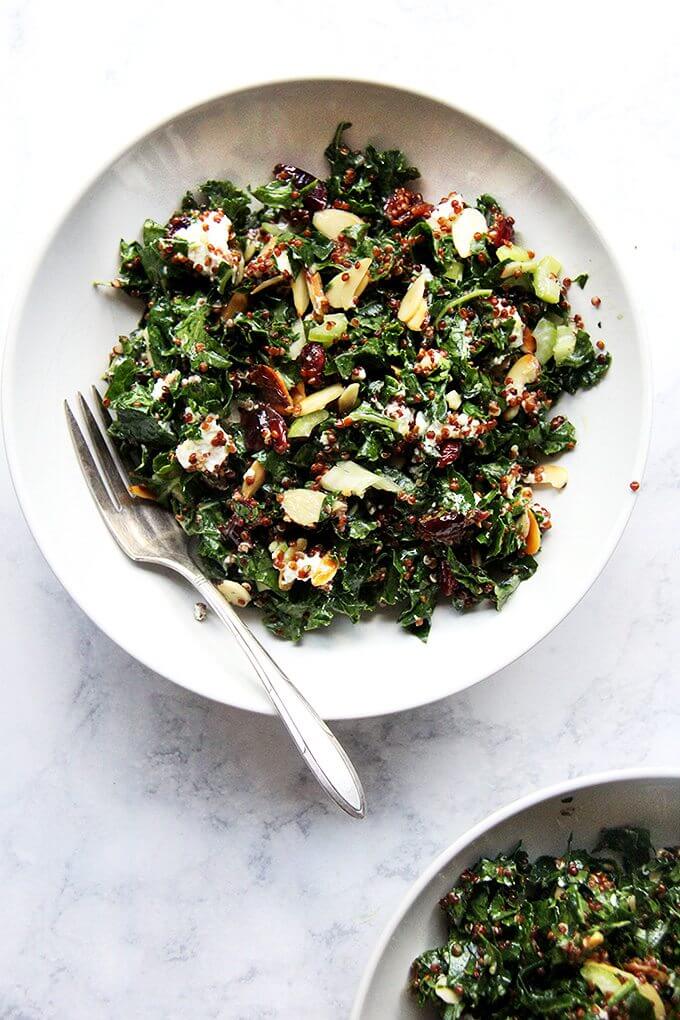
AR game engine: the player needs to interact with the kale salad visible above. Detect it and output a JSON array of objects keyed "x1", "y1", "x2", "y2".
[
  {"x1": 412, "y1": 828, "x2": 680, "y2": 1018},
  {"x1": 101, "y1": 123, "x2": 610, "y2": 641}
]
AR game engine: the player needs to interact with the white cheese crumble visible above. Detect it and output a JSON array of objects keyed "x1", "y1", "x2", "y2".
[
  {"x1": 384, "y1": 399, "x2": 414, "y2": 434},
  {"x1": 151, "y1": 369, "x2": 180, "y2": 401},
  {"x1": 174, "y1": 210, "x2": 242, "y2": 278},
  {"x1": 426, "y1": 191, "x2": 465, "y2": 234},
  {"x1": 414, "y1": 348, "x2": 446, "y2": 376},
  {"x1": 175, "y1": 415, "x2": 235, "y2": 474},
  {"x1": 269, "y1": 539, "x2": 338, "y2": 590}
]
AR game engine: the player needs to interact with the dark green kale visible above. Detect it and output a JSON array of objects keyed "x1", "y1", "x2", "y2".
[
  {"x1": 101, "y1": 124, "x2": 611, "y2": 642},
  {"x1": 412, "y1": 829, "x2": 680, "y2": 1018}
]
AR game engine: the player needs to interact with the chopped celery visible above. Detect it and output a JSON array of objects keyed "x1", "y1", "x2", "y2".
[
  {"x1": 288, "y1": 409, "x2": 330, "y2": 439},
  {"x1": 307, "y1": 313, "x2": 349, "y2": 346},
  {"x1": 533, "y1": 255, "x2": 562, "y2": 304},
  {"x1": 533, "y1": 317, "x2": 558, "y2": 364},
  {"x1": 553, "y1": 324, "x2": 576, "y2": 364},
  {"x1": 497, "y1": 243, "x2": 530, "y2": 262}
]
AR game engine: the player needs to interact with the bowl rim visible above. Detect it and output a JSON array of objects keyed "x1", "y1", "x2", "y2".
[
  {"x1": 351, "y1": 766, "x2": 680, "y2": 1017},
  {"x1": 1, "y1": 76, "x2": 653, "y2": 719}
]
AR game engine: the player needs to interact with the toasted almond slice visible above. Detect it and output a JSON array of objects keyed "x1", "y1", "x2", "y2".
[
  {"x1": 281, "y1": 488, "x2": 326, "y2": 527},
  {"x1": 503, "y1": 354, "x2": 541, "y2": 421},
  {"x1": 534, "y1": 464, "x2": 568, "y2": 489},
  {"x1": 524, "y1": 508, "x2": 541, "y2": 554},
  {"x1": 241, "y1": 459, "x2": 266, "y2": 498},
  {"x1": 405, "y1": 297, "x2": 429, "y2": 332},
  {"x1": 291, "y1": 271, "x2": 310, "y2": 316},
  {"x1": 337, "y1": 382, "x2": 360, "y2": 414},
  {"x1": 129, "y1": 483, "x2": 156, "y2": 500},
  {"x1": 312, "y1": 208, "x2": 364, "y2": 239},
  {"x1": 295, "y1": 382, "x2": 344, "y2": 416},
  {"x1": 217, "y1": 579, "x2": 252, "y2": 607},
  {"x1": 221, "y1": 291, "x2": 248, "y2": 322},
  {"x1": 305, "y1": 269, "x2": 330, "y2": 320},
  {"x1": 310, "y1": 553, "x2": 340, "y2": 587},
  {"x1": 451, "y1": 207, "x2": 487, "y2": 258},
  {"x1": 522, "y1": 326, "x2": 537, "y2": 354},
  {"x1": 326, "y1": 257, "x2": 372, "y2": 310},
  {"x1": 398, "y1": 269, "x2": 430, "y2": 325},
  {"x1": 250, "y1": 273, "x2": 286, "y2": 295}
]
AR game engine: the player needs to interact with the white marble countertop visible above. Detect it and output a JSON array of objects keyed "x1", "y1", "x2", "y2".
[{"x1": 1, "y1": 1, "x2": 679, "y2": 1016}]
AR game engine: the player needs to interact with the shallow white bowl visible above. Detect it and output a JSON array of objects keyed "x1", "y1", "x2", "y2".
[
  {"x1": 2, "y1": 79, "x2": 650, "y2": 719},
  {"x1": 352, "y1": 770, "x2": 680, "y2": 1018}
]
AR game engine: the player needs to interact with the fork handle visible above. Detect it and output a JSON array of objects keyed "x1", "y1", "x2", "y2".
[{"x1": 188, "y1": 575, "x2": 366, "y2": 819}]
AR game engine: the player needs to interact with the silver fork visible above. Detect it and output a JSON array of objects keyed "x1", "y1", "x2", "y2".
[{"x1": 65, "y1": 390, "x2": 365, "y2": 819}]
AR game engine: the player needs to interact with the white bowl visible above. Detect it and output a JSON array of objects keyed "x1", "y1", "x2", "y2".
[
  {"x1": 2, "y1": 79, "x2": 651, "y2": 719},
  {"x1": 352, "y1": 770, "x2": 680, "y2": 1018}
]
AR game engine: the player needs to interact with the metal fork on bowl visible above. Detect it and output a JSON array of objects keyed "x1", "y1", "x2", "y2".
[{"x1": 65, "y1": 390, "x2": 365, "y2": 818}]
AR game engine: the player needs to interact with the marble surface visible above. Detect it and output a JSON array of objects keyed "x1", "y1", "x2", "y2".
[{"x1": 1, "y1": 1, "x2": 679, "y2": 1016}]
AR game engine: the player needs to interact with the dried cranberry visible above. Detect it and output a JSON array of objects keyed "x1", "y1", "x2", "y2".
[
  {"x1": 274, "y1": 163, "x2": 316, "y2": 188},
  {"x1": 384, "y1": 187, "x2": 433, "y2": 228},
  {"x1": 438, "y1": 560, "x2": 458, "y2": 598},
  {"x1": 248, "y1": 365, "x2": 293, "y2": 413},
  {"x1": 488, "y1": 211, "x2": 515, "y2": 249},
  {"x1": 436, "y1": 440, "x2": 462, "y2": 470},
  {"x1": 298, "y1": 342, "x2": 326, "y2": 386},
  {"x1": 218, "y1": 514, "x2": 248, "y2": 547},
  {"x1": 241, "y1": 404, "x2": 289, "y2": 454},
  {"x1": 303, "y1": 181, "x2": 328, "y2": 213},
  {"x1": 416, "y1": 510, "x2": 471, "y2": 545}
]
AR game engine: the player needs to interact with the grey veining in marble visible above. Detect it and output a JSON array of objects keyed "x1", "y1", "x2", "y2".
[{"x1": 1, "y1": 1, "x2": 679, "y2": 1016}]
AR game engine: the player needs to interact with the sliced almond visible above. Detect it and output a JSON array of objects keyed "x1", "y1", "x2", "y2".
[
  {"x1": 451, "y1": 207, "x2": 487, "y2": 258},
  {"x1": 312, "y1": 208, "x2": 364, "y2": 240},
  {"x1": 326, "y1": 257, "x2": 372, "y2": 310},
  {"x1": 291, "y1": 271, "x2": 310, "y2": 316},
  {"x1": 221, "y1": 291, "x2": 248, "y2": 322},
  {"x1": 305, "y1": 269, "x2": 330, "y2": 320},
  {"x1": 398, "y1": 269, "x2": 431, "y2": 326},
  {"x1": 405, "y1": 298, "x2": 429, "y2": 332},
  {"x1": 281, "y1": 488, "x2": 326, "y2": 527},
  {"x1": 250, "y1": 273, "x2": 286, "y2": 295},
  {"x1": 241, "y1": 459, "x2": 266, "y2": 498},
  {"x1": 217, "y1": 579, "x2": 252, "y2": 608},
  {"x1": 295, "y1": 383, "x2": 344, "y2": 416},
  {"x1": 524, "y1": 508, "x2": 541, "y2": 555},
  {"x1": 534, "y1": 464, "x2": 568, "y2": 489},
  {"x1": 522, "y1": 326, "x2": 537, "y2": 354},
  {"x1": 129, "y1": 483, "x2": 156, "y2": 500},
  {"x1": 503, "y1": 354, "x2": 541, "y2": 421},
  {"x1": 337, "y1": 382, "x2": 360, "y2": 414},
  {"x1": 320, "y1": 460, "x2": 401, "y2": 497},
  {"x1": 274, "y1": 250, "x2": 293, "y2": 277}
]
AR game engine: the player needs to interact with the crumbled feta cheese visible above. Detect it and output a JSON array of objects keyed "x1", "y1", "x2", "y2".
[
  {"x1": 426, "y1": 191, "x2": 465, "y2": 234},
  {"x1": 414, "y1": 348, "x2": 446, "y2": 376},
  {"x1": 174, "y1": 210, "x2": 242, "y2": 278},
  {"x1": 175, "y1": 415, "x2": 235, "y2": 474},
  {"x1": 193, "y1": 602, "x2": 207, "y2": 622},
  {"x1": 384, "y1": 399, "x2": 415, "y2": 434},
  {"x1": 151, "y1": 369, "x2": 180, "y2": 401},
  {"x1": 269, "y1": 539, "x2": 339, "y2": 590}
]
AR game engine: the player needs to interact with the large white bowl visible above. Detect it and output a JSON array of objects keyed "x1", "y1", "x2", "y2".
[
  {"x1": 2, "y1": 79, "x2": 651, "y2": 719},
  {"x1": 352, "y1": 770, "x2": 680, "y2": 1018}
]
